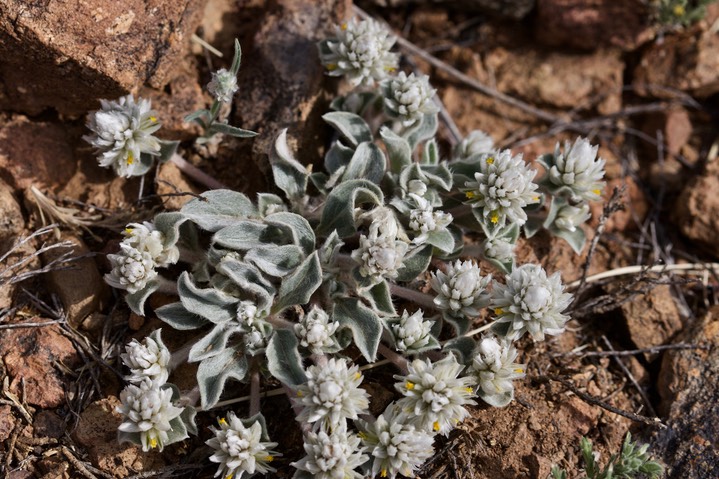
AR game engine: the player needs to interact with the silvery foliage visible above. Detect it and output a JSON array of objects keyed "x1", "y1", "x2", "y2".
[
  {"x1": 206, "y1": 412, "x2": 279, "y2": 479},
  {"x1": 121, "y1": 329, "x2": 171, "y2": 384},
  {"x1": 394, "y1": 355, "x2": 476, "y2": 435},
  {"x1": 318, "y1": 18, "x2": 399, "y2": 86},
  {"x1": 470, "y1": 336, "x2": 526, "y2": 407},
  {"x1": 292, "y1": 425, "x2": 368, "y2": 479},
  {"x1": 381, "y1": 72, "x2": 439, "y2": 127},
  {"x1": 357, "y1": 404, "x2": 435, "y2": 479},
  {"x1": 491, "y1": 264, "x2": 573, "y2": 341},
  {"x1": 294, "y1": 306, "x2": 341, "y2": 355},
  {"x1": 84, "y1": 94, "x2": 162, "y2": 177},
  {"x1": 452, "y1": 129, "x2": 494, "y2": 161},
  {"x1": 208, "y1": 68, "x2": 239, "y2": 104},
  {"x1": 386, "y1": 309, "x2": 439, "y2": 354},
  {"x1": 407, "y1": 193, "x2": 453, "y2": 246}
]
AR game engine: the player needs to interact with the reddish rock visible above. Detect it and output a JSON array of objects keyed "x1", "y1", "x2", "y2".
[
  {"x1": 0, "y1": 0, "x2": 208, "y2": 115},
  {"x1": 0, "y1": 404, "x2": 14, "y2": 442},
  {"x1": 0, "y1": 177, "x2": 26, "y2": 309},
  {"x1": 535, "y1": 0, "x2": 654, "y2": 51},
  {"x1": 620, "y1": 284, "x2": 684, "y2": 353},
  {"x1": 675, "y1": 161, "x2": 719, "y2": 257},
  {"x1": 73, "y1": 397, "x2": 165, "y2": 477},
  {"x1": 155, "y1": 160, "x2": 202, "y2": 210},
  {"x1": 33, "y1": 410, "x2": 65, "y2": 439},
  {"x1": 0, "y1": 318, "x2": 79, "y2": 408}
]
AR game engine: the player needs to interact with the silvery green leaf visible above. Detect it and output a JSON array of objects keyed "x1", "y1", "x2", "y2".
[
  {"x1": 322, "y1": 111, "x2": 373, "y2": 148},
  {"x1": 421, "y1": 163, "x2": 453, "y2": 191},
  {"x1": 380, "y1": 126, "x2": 412, "y2": 174},
  {"x1": 181, "y1": 190, "x2": 257, "y2": 232},
  {"x1": 177, "y1": 272, "x2": 237, "y2": 323},
  {"x1": 425, "y1": 228, "x2": 455, "y2": 254},
  {"x1": 230, "y1": 39, "x2": 242, "y2": 76},
  {"x1": 433, "y1": 224, "x2": 464, "y2": 260},
  {"x1": 318, "y1": 230, "x2": 343, "y2": 268},
  {"x1": 132, "y1": 152, "x2": 155, "y2": 177},
  {"x1": 244, "y1": 245, "x2": 304, "y2": 277},
  {"x1": 329, "y1": 91, "x2": 379, "y2": 115},
  {"x1": 404, "y1": 112, "x2": 438, "y2": 150},
  {"x1": 184, "y1": 109, "x2": 209, "y2": 126},
  {"x1": 550, "y1": 225, "x2": 586, "y2": 254},
  {"x1": 189, "y1": 324, "x2": 234, "y2": 362},
  {"x1": 213, "y1": 220, "x2": 280, "y2": 251},
  {"x1": 523, "y1": 212, "x2": 544, "y2": 238},
  {"x1": 215, "y1": 259, "x2": 276, "y2": 312},
  {"x1": 422, "y1": 139, "x2": 439, "y2": 165},
  {"x1": 342, "y1": 142, "x2": 386, "y2": 184},
  {"x1": 443, "y1": 336, "x2": 477, "y2": 365},
  {"x1": 158, "y1": 140, "x2": 179, "y2": 164},
  {"x1": 266, "y1": 329, "x2": 306, "y2": 387},
  {"x1": 180, "y1": 405, "x2": 198, "y2": 436},
  {"x1": 395, "y1": 244, "x2": 432, "y2": 282},
  {"x1": 273, "y1": 252, "x2": 322, "y2": 313},
  {"x1": 317, "y1": 180, "x2": 384, "y2": 237},
  {"x1": 333, "y1": 298, "x2": 382, "y2": 362},
  {"x1": 125, "y1": 279, "x2": 160, "y2": 316},
  {"x1": 264, "y1": 212, "x2": 315, "y2": 255},
  {"x1": 309, "y1": 171, "x2": 329, "y2": 193},
  {"x1": 442, "y1": 313, "x2": 470, "y2": 336},
  {"x1": 366, "y1": 280, "x2": 396, "y2": 316},
  {"x1": 479, "y1": 388, "x2": 514, "y2": 408},
  {"x1": 269, "y1": 129, "x2": 308, "y2": 201},
  {"x1": 241, "y1": 412, "x2": 271, "y2": 441},
  {"x1": 324, "y1": 141, "x2": 354, "y2": 175},
  {"x1": 155, "y1": 301, "x2": 208, "y2": 330},
  {"x1": 491, "y1": 320, "x2": 513, "y2": 337},
  {"x1": 257, "y1": 193, "x2": 286, "y2": 217},
  {"x1": 154, "y1": 212, "x2": 188, "y2": 248},
  {"x1": 208, "y1": 123, "x2": 257, "y2": 138},
  {"x1": 197, "y1": 346, "x2": 248, "y2": 409}
]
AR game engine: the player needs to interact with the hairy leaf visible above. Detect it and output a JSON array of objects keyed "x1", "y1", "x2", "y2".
[{"x1": 266, "y1": 329, "x2": 306, "y2": 387}]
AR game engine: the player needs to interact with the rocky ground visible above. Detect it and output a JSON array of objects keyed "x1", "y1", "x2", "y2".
[{"x1": 1, "y1": 0, "x2": 719, "y2": 478}]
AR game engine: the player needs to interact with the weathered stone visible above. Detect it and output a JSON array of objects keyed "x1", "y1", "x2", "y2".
[
  {"x1": 155, "y1": 160, "x2": 202, "y2": 210},
  {"x1": 620, "y1": 284, "x2": 684, "y2": 353},
  {"x1": 367, "y1": 0, "x2": 535, "y2": 18},
  {"x1": 0, "y1": 115, "x2": 77, "y2": 191},
  {"x1": 655, "y1": 307, "x2": 719, "y2": 478},
  {"x1": 675, "y1": 161, "x2": 719, "y2": 257},
  {"x1": 535, "y1": 0, "x2": 654, "y2": 51},
  {"x1": 0, "y1": 404, "x2": 14, "y2": 442},
  {"x1": 44, "y1": 235, "x2": 109, "y2": 327},
  {"x1": 0, "y1": 0, "x2": 208, "y2": 115},
  {"x1": 0, "y1": 177, "x2": 25, "y2": 309},
  {"x1": 640, "y1": 107, "x2": 695, "y2": 192},
  {"x1": 73, "y1": 397, "x2": 165, "y2": 477},
  {"x1": 0, "y1": 318, "x2": 79, "y2": 408},
  {"x1": 33, "y1": 410, "x2": 65, "y2": 439}
]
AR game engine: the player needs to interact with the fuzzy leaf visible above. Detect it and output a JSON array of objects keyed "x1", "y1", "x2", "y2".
[
  {"x1": 425, "y1": 228, "x2": 455, "y2": 254},
  {"x1": 342, "y1": 142, "x2": 386, "y2": 184},
  {"x1": 266, "y1": 329, "x2": 306, "y2": 388},
  {"x1": 213, "y1": 220, "x2": 282, "y2": 251},
  {"x1": 181, "y1": 190, "x2": 257, "y2": 232},
  {"x1": 395, "y1": 244, "x2": 433, "y2": 282},
  {"x1": 257, "y1": 193, "x2": 286, "y2": 217},
  {"x1": 197, "y1": 347, "x2": 248, "y2": 409},
  {"x1": 230, "y1": 39, "x2": 242, "y2": 75},
  {"x1": 264, "y1": 212, "x2": 316, "y2": 255},
  {"x1": 324, "y1": 141, "x2": 355, "y2": 175},
  {"x1": 366, "y1": 280, "x2": 396, "y2": 316},
  {"x1": 334, "y1": 298, "x2": 382, "y2": 362},
  {"x1": 244, "y1": 245, "x2": 304, "y2": 277},
  {"x1": 322, "y1": 112, "x2": 373, "y2": 148},
  {"x1": 155, "y1": 302, "x2": 208, "y2": 330},
  {"x1": 404, "y1": 112, "x2": 438, "y2": 149},
  {"x1": 478, "y1": 388, "x2": 514, "y2": 408},
  {"x1": 274, "y1": 252, "x2": 322, "y2": 313},
  {"x1": 188, "y1": 324, "x2": 235, "y2": 363},
  {"x1": 443, "y1": 336, "x2": 477, "y2": 365},
  {"x1": 208, "y1": 122, "x2": 257, "y2": 138},
  {"x1": 380, "y1": 126, "x2": 412, "y2": 174},
  {"x1": 269, "y1": 129, "x2": 309, "y2": 201},
  {"x1": 317, "y1": 180, "x2": 384, "y2": 237},
  {"x1": 215, "y1": 258, "x2": 276, "y2": 312},
  {"x1": 177, "y1": 272, "x2": 237, "y2": 323},
  {"x1": 158, "y1": 140, "x2": 179, "y2": 164},
  {"x1": 154, "y1": 212, "x2": 188, "y2": 248},
  {"x1": 125, "y1": 279, "x2": 160, "y2": 316},
  {"x1": 422, "y1": 139, "x2": 439, "y2": 165}
]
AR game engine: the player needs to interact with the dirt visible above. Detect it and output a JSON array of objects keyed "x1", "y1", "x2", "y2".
[{"x1": 1, "y1": 0, "x2": 719, "y2": 478}]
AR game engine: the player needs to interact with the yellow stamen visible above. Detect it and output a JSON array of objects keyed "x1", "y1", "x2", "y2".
[
  {"x1": 384, "y1": 66, "x2": 396, "y2": 72},
  {"x1": 265, "y1": 455, "x2": 274, "y2": 462},
  {"x1": 358, "y1": 431, "x2": 367, "y2": 439},
  {"x1": 490, "y1": 212, "x2": 499, "y2": 224},
  {"x1": 533, "y1": 196, "x2": 540, "y2": 201},
  {"x1": 465, "y1": 191, "x2": 477, "y2": 199},
  {"x1": 127, "y1": 153, "x2": 134, "y2": 165},
  {"x1": 454, "y1": 418, "x2": 460, "y2": 424},
  {"x1": 465, "y1": 387, "x2": 474, "y2": 394},
  {"x1": 124, "y1": 227, "x2": 134, "y2": 234},
  {"x1": 341, "y1": 23, "x2": 348, "y2": 30},
  {"x1": 515, "y1": 368, "x2": 525, "y2": 374},
  {"x1": 297, "y1": 390, "x2": 304, "y2": 397},
  {"x1": 405, "y1": 381, "x2": 415, "y2": 390},
  {"x1": 149, "y1": 437, "x2": 158, "y2": 448},
  {"x1": 326, "y1": 63, "x2": 338, "y2": 71},
  {"x1": 673, "y1": 4, "x2": 685, "y2": 16},
  {"x1": 433, "y1": 421, "x2": 441, "y2": 432},
  {"x1": 149, "y1": 116, "x2": 157, "y2": 122},
  {"x1": 592, "y1": 189, "x2": 601, "y2": 195},
  {"x1": 381, "y1": 469, "x2": 388, "y2": 477},
  {"x1": 218, "y1": 417, "x2": 227, "y2": 426},
  {"x1": 494, "y1": 307, "x2": 504, "y2": 316},
  {"x1": 486, "y1": 156, "x2": 495, "y2": 165},
  {"x1": 354, "y1": 372, "x2": 362, "y2": 380},
  {"x1": 225, "y1": 474, "x2": 233, "y2": 479}
]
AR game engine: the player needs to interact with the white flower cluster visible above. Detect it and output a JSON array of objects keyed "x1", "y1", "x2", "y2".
[
  {"x1": 117, "y1": 381, "x2": 184, "y2": 452},
  {"x1": 431, "y1": 259, "x2": 491, "y2": 319},
  {"x1": 84, "y1": 94, "x2": 161, "y2": 177},
  {"x1": 391, "y1": 309, "x2": 435, "y2": 353},
  {"x1": 470, "y1": 336, "x2": 526, "y2": 407},
  {"x1": 206, "y1": 412, "x2": 279, "y2": 479},
  {"x1": 357, "y1": 404, "x2": 435, "y2": 479},
  {"x1": 292, "y1": 426, "x2": 368, "y2": 479},
  {"x1": 294, "y1": 306, "x2": 341, "y2": 355},
  {"x1": 407, "y1": 193, "x2": 452, "y2": 246},
  {"x1": 464, "y1": 150, "x2": 539, "y2": 228},
  {"x1": 453, "y1": 130, "x2": 494, "y2": 161},
  {"x1": 548, "y1": 137, "x2": 606, "y2": 202},
  {"x1": 482, "y1": 236, "x2": 515, "y2": 264},
  {"x1": 105, "y1": 222, "x2": 179, "y2": 294},
  {"x1": 320, "y1": 18, "x2": 398, "y2": 86},
  {"x1": 352, "y1": 208, "x2": 408, "y2": 282},
  {"x1": 208, "y1": 68, "x2": 239, "y2": 104},
  {"x1": 395, "y1": 355, "x2": 476, "y2": 436},
  {"x1": 491, "y1": 264, "x2": 573, "y2": 341},
  {"x1": 382, "y1": 72, "x2": 439, "y2": 126},
  {"x1": 121, "y1": 332, "x2": 170, "y2": 384},
  {"x1": 554, "y1": 203, "x2": 591, "y2": 233},
  {"x1": 295, "y1": 358, "x2": 369, "y2": 429}
]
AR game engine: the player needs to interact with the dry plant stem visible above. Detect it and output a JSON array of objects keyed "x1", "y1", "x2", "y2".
[
  {"x1": 170, "y1": 153, "x2": 227, "y2": 190},
  {"x1": 266, "y1": 315, "x2": 296, "y2": 329},
  {"x1": 353, "y1": 6, "x2": 562, "y2": 125},
  {"x1": 558, "y1": 342, "x2": 708, "y2": 358},
  {"x1": 566, "y1": 262, "x2": 719, "y2": 290},
  {"x1": 377, "y1": 342, "x2": 409, "y2": 373},
  {"x1": 249, "y1": 359, "x2": 261, "y2": 417},
  {"x1": 390, "y1": 284, "x2": 437, "y2": 310},
  {"x1": 169, "y1": 337, "x2": 201, "y2": 371},
  {"x1": 539, "y1": 374, "x2": 665, "y2": 428},
  {"x1": 61, "y1": 445, "x2": 100, "y2": 479}
]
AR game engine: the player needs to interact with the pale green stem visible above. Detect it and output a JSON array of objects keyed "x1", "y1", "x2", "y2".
[
  {"x1": 389, "y1": 284, "x2": 437, "y2": 311},
  {"x1": 377, "y1": 342, "x2": 408, "y2": 374},
  {"x1": 249, "y1": 358, "x2": 261, "y2": 417},
  {"x1": 170, "y1": 153, "x2": 226, "y2": 190}
]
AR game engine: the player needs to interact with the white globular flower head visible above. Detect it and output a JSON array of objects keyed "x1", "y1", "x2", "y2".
[
  {"x1": 122, "y1": 222, "x2": 179, "y2": 267},
  {"x1": 320, "y1": 18, "x2": 398, "y2": 86},
  {"x1": 548, "y1": 137, "x2": 606, "y2": 202},
  {"x1": 243, "y1": 325, "x2": 268, "y2": 356},
  {"x1": 553, "y1": 202, "x2": 591, "y2": 232},
  {"x1": 121, "y1": 334, "x2": 170, "y2": 384},
  {"x1": 491, "y1": 264, "x2": 573, "y2": 341},
  {"x1": 105, "y1": 244, "x2": 158, "y2": 294},
  {"x1": 394, "y1": 355, "x2": 476, "y2": 435},
  {"x1": 291, "y1": 425, "x2": 368, "y2": 479},
  {"x1": 382, "y1": 72, "x2": 439, "y2": 126},
  {"x1": 407, "y1": 194, "x2": 453, "y2": 245},
  {"x1": 430, "y1": 259, "x2": 491, "y2": 318},
  {"x1": 208, "y1": 68, "x2": 239, "y2": 104},
  {"x1": 453, "y1": 130, "x2": 494, "y2": 161},
  {"x1": 482, "y1": 237, "x2": 515, "y2": 263},
  {"x1": 470, "y1": 336, "x2": 526, "y2": 407},
  {"x1": 236, "y1": 300, "x2": 259, "y2": 328},
  {"x1": 206, "y1": 412, "x2": 279, "y2": 479},
  {"x1": 392, "y1": 309, "x2": 434, "y2": 353},
  {"x1": 294, "y1": 306, "x2": 341, "y2": 355},
  {"x1": 463, "y1": 150, "x2": 539, "y2": 228},
  {"x1": 357, "y1": 404, "x2": 435, "y2": 479},
  {"x1": 84, "y1": 95, "x2": 161, "y2": 177},
  {"x1": 295, "y1": 358, "x2": 370, "y2": 429},
  {"x1": 352, "y1": 210, "x2": 408, "y2": 281},
  {"x1": 117, "y1": 381, "x2": 184, "y2": 452}
]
